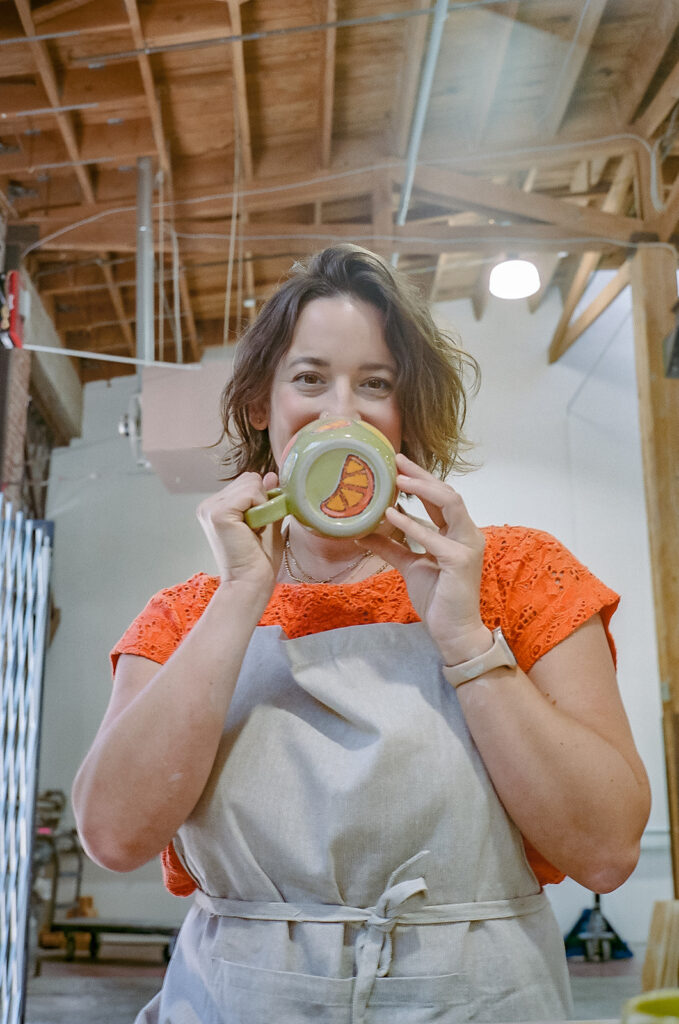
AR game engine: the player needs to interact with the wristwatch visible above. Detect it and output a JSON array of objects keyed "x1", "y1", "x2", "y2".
[{"x1": 442, "y1": 628, "x2": 517, "y2": 689}]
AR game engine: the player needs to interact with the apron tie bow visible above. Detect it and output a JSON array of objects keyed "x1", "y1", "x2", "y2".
[{"x1": 352, "y1": 855, "x2": 429, "y2": 1024}]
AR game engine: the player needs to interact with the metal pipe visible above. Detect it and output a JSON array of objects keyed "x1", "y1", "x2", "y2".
[
  {"x1": 136, "y1": 156, "x2": 154, "y2": 375},
  {"x1": 392, "y1": 0, "x2": 449, "y2": 268},
  {"x1": 0, "y1": 103, "x2": 98, "y2": 119}
]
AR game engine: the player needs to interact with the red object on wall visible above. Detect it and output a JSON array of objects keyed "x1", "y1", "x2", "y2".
[{"x1": 0, "y1": 271, "x2": 24, "y2": 349}]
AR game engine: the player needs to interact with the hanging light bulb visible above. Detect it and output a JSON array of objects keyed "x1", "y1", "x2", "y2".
[{"x1": 488, "y1": 258, "x2": 540, "y2": 299}]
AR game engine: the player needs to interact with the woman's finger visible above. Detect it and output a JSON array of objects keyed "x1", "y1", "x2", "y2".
[
  {"x1": 383, "y1": 506, "x2": 476, "y2": 564},
  {"x1": 395, "y1": 473, "x2": 480, "y2": 546},
  {"x1": 356, "y1": 526, "x2": 421, "y2": 576}
]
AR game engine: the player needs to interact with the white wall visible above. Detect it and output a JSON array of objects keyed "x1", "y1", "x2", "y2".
[
  {"x1": 42, "y1": 372, "x2": 218, "y2": 925},
  {"x1": 40, "y1": 273, "x2": 672, "y2": 938},
  {"x1": 434, "y1": 275, "x2": 671, "y2": 941}
]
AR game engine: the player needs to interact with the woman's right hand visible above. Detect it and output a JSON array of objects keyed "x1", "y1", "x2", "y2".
[{"x1": 196, "y1": 471, "x2": 283, "y2": 588}]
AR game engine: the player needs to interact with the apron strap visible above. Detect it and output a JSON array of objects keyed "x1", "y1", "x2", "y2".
[
  {"x1": 194, "y1": 852, "x2": 548, "y2": 1024},
  {"x1": 193, "y1": 888, "x2": 548, "y2": 926}
]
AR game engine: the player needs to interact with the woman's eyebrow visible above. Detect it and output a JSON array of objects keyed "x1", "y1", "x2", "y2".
[
  {"x1": 287, "y1": 356, "x2": 328, "y2": 368},
  {"x1": 287, "y1": 356, "x2": 395, "y2": 373}
]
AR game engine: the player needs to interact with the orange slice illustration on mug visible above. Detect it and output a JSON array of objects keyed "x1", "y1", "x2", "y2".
[{"x1": 320, "y1": 454, "x2": 375, "y2": 518}]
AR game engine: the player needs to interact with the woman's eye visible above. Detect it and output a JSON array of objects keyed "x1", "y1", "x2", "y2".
[
  {"x1": 294, "y1": 372, "x2": 323, "y2": 386},
  {"x1": 363, "y1": 377, "x2": 392, "y2": 391}
]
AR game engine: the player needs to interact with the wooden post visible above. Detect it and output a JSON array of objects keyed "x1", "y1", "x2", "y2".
[{"x1": 630, "y1": 246, "x2": 679, "y2": 895}]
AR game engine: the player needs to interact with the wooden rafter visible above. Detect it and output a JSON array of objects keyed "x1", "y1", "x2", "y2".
[
  {"x1": 538, "y1": 0, "x2": 607, "y2": 136},
  {"x1": 630, "y1": 246, "x2": 679, "y2": 889},
  {"x1": 318, "y1": 0, "x2": 337, "y2": 169},
  {"x1": 120, "y1": 0, "x2": 200, "y2": 362},
  {"x1": 226, "y1": 0, "x2": 254, "y2": 181},
  {"x1": 4, "y1": 0, "x2": 679, "y2": 384},
  {"x1": 226, "y1": 0, "x2": 257, "y2": 325},
  {"x1": 32, "y1": 217, "x2": 623, "y2": 257},
  {"x1": 13, "y1": 0, "x2": 95, "y2": 205},
  {"x1": 556, "y1": 260, "x2": 631, "y2": 353},
  {"x1": 99, "y1": 256, "x2": 135, "y2": 357},
  {"x1": 633, "y1": 60, "x2": 679, "y2": 140},
  {"x1": 409, "y1": 165, "x2": 642, "y2": 242},
  {"x1": 472, "y1": 2, "x2": 519, "y2": 146},
  {"x1": 371, "y1": 168, "x2": 393, "y2": 256},
  {"x1": 32, "y1": 0, "x2": 97, "y2": 25},
  {"x1": 392, "y1": 0, "x2": 430, "y2": 158},
  {"x1": 616, "y1": 0, "x2": 679, "y2": 125},
  {"x1": 548, "y1": 153, "x2": 636, "y2": 362}
]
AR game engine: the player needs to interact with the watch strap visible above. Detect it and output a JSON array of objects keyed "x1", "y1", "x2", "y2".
[{"x1": 442, "y1": 627, "x2": 517, "y2": 689}]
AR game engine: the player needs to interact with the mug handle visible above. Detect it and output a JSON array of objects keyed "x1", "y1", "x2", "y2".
[{"x1": 244, "y1": 488, "x2": 289, "y2": 529}]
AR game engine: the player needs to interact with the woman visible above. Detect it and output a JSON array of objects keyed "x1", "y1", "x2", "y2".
[{"x1": 73, "y1": 244, "x2": 650, "y2": 1024}]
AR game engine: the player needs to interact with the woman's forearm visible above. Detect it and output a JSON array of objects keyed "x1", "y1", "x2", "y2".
[
  {"x1": 72, "y1": 581, "x2": 266, "y2": 872},
  {"x1": 456, "y1": 666, "x2": 650, "y2": 892}
]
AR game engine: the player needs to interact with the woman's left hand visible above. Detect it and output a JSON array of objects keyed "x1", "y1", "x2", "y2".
[{"x1": 363, "y1": 453, "x2": 491, "y2": 664}]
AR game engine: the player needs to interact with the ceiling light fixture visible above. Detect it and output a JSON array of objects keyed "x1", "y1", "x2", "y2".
[{"x1": 489, "y1": 258, "x2": 540, "y2": 300}]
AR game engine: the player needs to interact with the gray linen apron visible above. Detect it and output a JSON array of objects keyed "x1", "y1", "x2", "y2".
[{"x1": 135, "y1": 621, "x2": 573, "y2": 1024}]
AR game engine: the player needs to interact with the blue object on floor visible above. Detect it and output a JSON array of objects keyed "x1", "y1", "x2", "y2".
[{"x1": 564, "y1": 894, "x2": 634, "y2": 960}]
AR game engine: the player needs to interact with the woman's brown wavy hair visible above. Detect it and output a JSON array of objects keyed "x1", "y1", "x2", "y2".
[{"x1": 218, "y1": 244, "x2": 479, "y2": 479}]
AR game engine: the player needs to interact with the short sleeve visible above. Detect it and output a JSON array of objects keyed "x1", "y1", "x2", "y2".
[
  {"x1": 161, "y1": 841, "x2": 197, "y2": 897},
  {"x1": 109, "y1": 572, "x2": 219, "y2": 677},
  {"x1": 482, "y1": 526, "x2": 620, "y2": 673}
]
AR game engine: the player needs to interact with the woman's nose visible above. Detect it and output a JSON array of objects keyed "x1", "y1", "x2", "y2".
[{"x1": 321, "y1": 383, "x2": 361, "y2": 421}]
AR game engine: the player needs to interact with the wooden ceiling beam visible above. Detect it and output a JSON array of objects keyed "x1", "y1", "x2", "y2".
[
  {"x1": 0, "y1": 83, "x2": 50, "y2": 117},
  {"x1": 32, "y1": 0, "x2": 97, "y2": 25},
  {"x1": 392, "y1": 0, "x2": 430, "y2": 158},
  {"x1": 548, "y1": 153, "x2": 636, "y2": 362},
  {"x1": 318, "y1": 0, "x2": 337, "y2": 169},
  {"x1": 99, "y1": 256, "x2": 136, "y2": 356},
  {"x1": 632, "y1": 56, "x2": 679, "y2": 139},
  {"x1": 371, "y1": 169, "x2": 393, "y2": 252},
  {"x1": 616, "y1": 0, "x2": 679, "y2": 125},
  {"x1": 0, "y1": 121, "x2": 157, "y2": 175},
  {"x1": 472, "y1": 2, "x2": 519, "y2": 147},
  {"x1": 428, "y1": 254, "x2": 448, "y2": 303},
  {"x1": 12, "y1": 0, "x2": 95, "y2": 204},
  {"x1": 417, "y1": 133, "x2": 650, "y2": 176},
  {"x1": 629, "y1": 245, "x2": 679, "y2": 886},
  {"x1": 22, "y1": 164, "x2": 379, "y2": 225},
  {"x1": 119, "y1": 0, "x2": 201, "y2": 361},
  {"x1": 225, "y1": 0, "x2": 255, "y2": 326},
  {"x1": 409, "y1": 164, "x2": 643, "y2": 241},
  {"x1": 121, "y1": 0, "x2": 169, "y2": 175},
  {"x1": 36, "y1": 217, "x2": 621, "y2": 257},
  {"x1": 556, "y1": 260, "x2": 631, "y2": 353},
  {"x1": 539, "y1": 0, "x2": 607, "y2": 136},
  {"x1": 28, "y1": 3, "x2": 128, "y2": 33},
  {"x1": 60, "y1": 65, "x2": 147, "y2": 112},
  {"x1": 226, "y1": 0, "x2": 254, "y2": 180}
]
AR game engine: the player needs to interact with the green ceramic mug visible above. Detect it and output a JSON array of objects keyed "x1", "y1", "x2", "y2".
[{"x1": 245, "y1": 416, "x2": 397, "y2": 538}]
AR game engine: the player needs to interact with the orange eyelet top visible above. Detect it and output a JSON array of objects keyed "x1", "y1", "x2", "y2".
[{"x1": 111, "y1": 525, "x2": 619, "y2": 895}]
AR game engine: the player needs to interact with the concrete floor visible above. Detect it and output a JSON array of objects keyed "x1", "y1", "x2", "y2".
[{"x1": 24, "y1": 941, "x2": 646, "y2": 1023}]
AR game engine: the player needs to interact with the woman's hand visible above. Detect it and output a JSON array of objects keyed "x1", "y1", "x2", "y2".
[
  {"x1": 363, "y1": 453, "x2": 491, "y2": 665},
  {"x1": 196, "y1": 471, "x2": 283, "y2": 589}
]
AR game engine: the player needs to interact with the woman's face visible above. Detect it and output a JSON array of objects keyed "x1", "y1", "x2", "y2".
[{"x1": 252, "y1": 295, "x2": 402, "y2": 470}]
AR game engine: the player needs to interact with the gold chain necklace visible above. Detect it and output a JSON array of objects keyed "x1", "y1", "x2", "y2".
[{"x1": 283, "y1": 536, "x2": 384, "y2": 585}]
